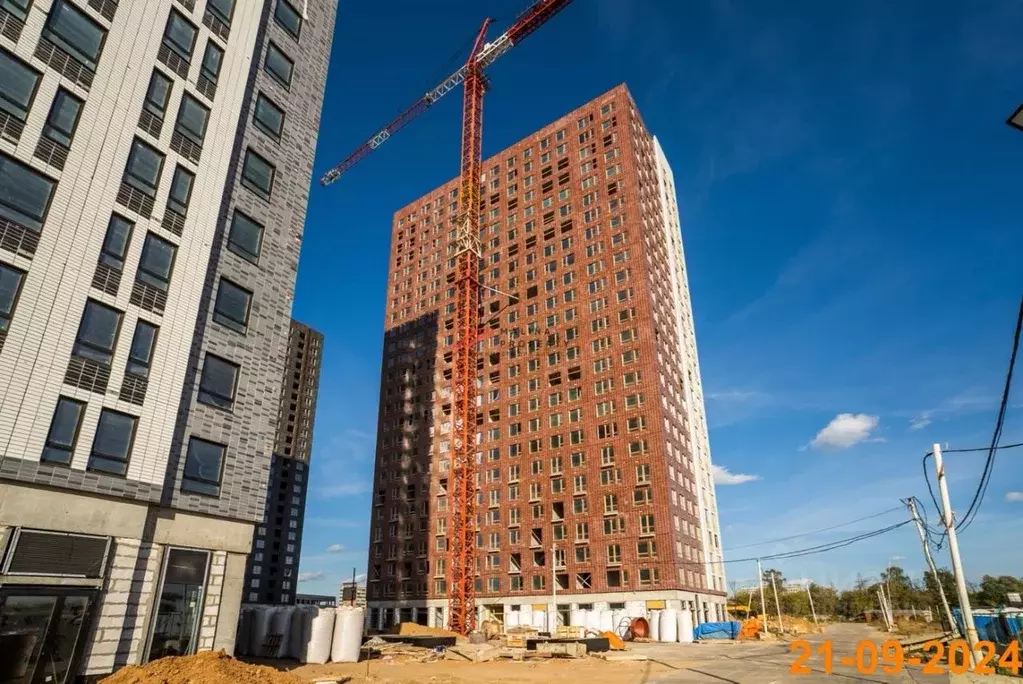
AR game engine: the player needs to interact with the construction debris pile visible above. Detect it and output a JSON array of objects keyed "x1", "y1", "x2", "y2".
[{"x1": 100, "y1": 649, "x2": 305, "y2": 684}]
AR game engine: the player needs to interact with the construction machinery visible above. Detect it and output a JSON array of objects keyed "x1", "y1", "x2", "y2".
[{"x1": 319, "y1": 0, "x2": 574, "y2": 635}]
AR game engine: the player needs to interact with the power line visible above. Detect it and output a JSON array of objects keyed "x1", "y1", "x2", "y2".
[
  {"x1": 940, "y1": 441, "x2": 1023, "y2": 454},
  {"x1": 957, "y1": 295, "x2": 1023, "y2": 533},
  {"x1": 715, "y1": 519, "x2": 913, "y2": 567},
  {"x1": 723, "y1": 505, "x2": 905, "y2": 551}
]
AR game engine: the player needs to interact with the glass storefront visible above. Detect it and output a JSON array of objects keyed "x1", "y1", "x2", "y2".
[
  {"x1": 0, "y1": 589, "x2": 94, "y2": 684},
  {"x1": 146, "y1": 548, "x2": 210, "y2": 662}
]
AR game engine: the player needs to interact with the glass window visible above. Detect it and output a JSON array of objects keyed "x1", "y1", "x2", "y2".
[
  {"x1": 182, "y1": 437, "x2": 225, "y2": 496},
  {"x1": 137, "y1": 233, "x2": 176, "y2": 291},
  {"x1": 253, "y1": 94, "x2": 284, "y2": 140},
  {"x1": 206, "y1": 0, "x2": 234, "y2": 26},
  {"x1": 200, "y1": 41, "x2": 223, "y2": 82},
  {"x1": 73, "y1": 299, "x2": 122, "y2": 365},
  {"x1": 264, "y1": 43, "x2": 293, "y2": 88},
  {"x1": 227, "y1": 211, "x2": 263, "y2": 263},
  {"x1": 167, "y1": 165, "x2": 194, "y2": 215},
  {"x1": 213, "y1": 278, "x2": 251, "y2": 333},
  {"x1": 42, "y1": 89, "x2": 84, "y2": 147},
  {"x1": 126, "y1": 320, "x2": 157, "y2": 378},
  {"x1": 240, "y1": 149, "x2": 275, "y2": 200},
  {"x1": 0, "y1": 48, "x2": 41, "y2": 121},
  {"x1": 175, "y1": 93, "x2": 209, "y2": 144},
  {"x1": 1, "y1": 0, "x2": 30, "y2": 21},
  {"x1": 198, "y1": 354, "x2": 238, "y2": 410},
  {"x1": 123, "y1": 138, "x2": 165, "y2": 198},
  {"x1": 274, "y1": 0, "x2": 302, "y2": 40},
  {"x1": 43, "y1": 0, "x2": 107, "y2": 70},
  {"x1": 163, "y1": 10, "x2": 197, "y2": 61},
  {"x1": 42, "y1": 397, "x2": 86, "y2": 465},
  {"x1": 0, "y1": 262, "x2": 26, "y2": 333},
  {"x1": 147, "y1": 549, "x2": 209, "y2": 660},
  {"x1": 0, "y1": 152, "x2": 56, "y2": 232},
  {"x1": 88, "y1": 409, "x2": 137, "y2": 475},
  {"x1": 99, "y1": 214, "x2": 133, "y2": 271},
  {"x1": 144, "y1": 69, "x2": 173, "y2": 118}
]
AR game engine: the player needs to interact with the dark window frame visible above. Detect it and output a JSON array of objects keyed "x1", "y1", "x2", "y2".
[
  {"x1": 99, "y1": 214, "x2": 134, "y2": 271},
  {"x1": 1, "y1": 0, "x2": 32, "y2": 22},
  {"x1": 123, "y1": 137, "x2": 166, "y2": 198},
  {"x1": 87, "y1": 408, "x2": 138, "y2": 476},
  {"x1": 174, "y1": 92, "x2": 210, "y2": 145},
  {"x1": 0, "y1": 261, "x2": 27, "y2": 333},
  {"x1": 166, "y1": 165, "x2": 194, "y2": 216},
  {"x1": 197, "y1": 353, "x2": 240, "y2": 411},
  {"x1": 136, "y1": 232, "x2": 177, "y2": 292},
  {"x1": 72, "y1": 299, "x2": 123, "y2": 366},
  {"x1": 0, "y1": 46, "x2": 42, "y2": 122},
  {"x1": 41, "y1": 396, "x2": 86, "y2": 466},
  {"x1": 42, "y1": 0, "x2": 108, "y2": 71},
  {"x1": 205, "y1": 0, "x2": 234, "y2": 26},
  {"x1": 253, "y1": 93, "x2": 285, "y2": 141},
  {"x1": 0, "y1": 152, "x2": 57, "y2": 232},
  {"x1": 226, "y1": 210, "x2": 263, "y2": 264},
  {"x1": 126, "y1": 319, "x2": 158, "y2": 378},
  {"x1": 200, "y1": 40, "x2": 223, "y2": 83},
  {"x1": 273, "y1": 0, "x2": 302, "y2": 40},
  {"x1": 212, "y1": 277, "x2": 251, "y2": 334},
  {"x1": 162, "y1": 9, "x2": 198, "y2": 62},
  {"x1": 239, "y1": 148, "x2": 275, "y2": 201},
  {"x1": 263, "y1": 42, "x2": 293, "y2": 89},
  {"x1": 42, "y1": 87, "x2": 84, "y2": 148},
  {"x1": 181, "y1": 436, "x2": 227, "y2": 496},
  {"x1": 144, "y1": 68, "x2": 173, "y2": 119}
]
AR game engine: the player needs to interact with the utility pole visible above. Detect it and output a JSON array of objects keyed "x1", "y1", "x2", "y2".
[
  {"x1": 770, "y1": 571, "x2": 784, "y2": 633},
  {"x1": 805, "y1": 581, "x2": 819, "y2": 629},
  {"x1": 757, "y1": 558, "x2": 768, "y2": 634},
  {"x1": 905, "y1": 497, "x2": 958, "y2": 636},
  {"x1": 933, "y1": 443, "x2": 979, "y2": 663}
]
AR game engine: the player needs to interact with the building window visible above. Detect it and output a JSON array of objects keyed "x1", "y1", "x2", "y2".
[
  {"x1": 198, "y1": 354, "x2": 239, "y2": 410},
  {"x1": 136, "y1": 233, "x2": 176, "y2": 291},
  {"x1": 264, "y1": 42, "x2": 293, "y2": 88},
  {"x1": 0, "y1": 48, "x2": 42, "y2": 126},
  {"x1": 163, "y1": 10, "x2": 197, "y2": 64},
  {"x1": 126, "y1": 320, "x2": 157, "y2": 378},
  {"x1": 1, "y1": 0, "x2": 29, "y2": 22},
  {"x1": 240, "y1": 149, "x2": 275, "y2": 200},
  {"x1": 182, "y1": 436, "x2": 225, "y2": 496},
  {"x1": 123, "y1": 138, "x2": 165, "y2": 199},
  {"x1": 198, "y1": 40, "x2": 223, "y2": 95},
  {"x1": 173, "y1": 93, "x2": 209, "y2": 157},
  {"x1": 143, "y1": 69, "x2": 173, "y2": 122},
  {"x1": 42, "y1": 0, "x2": 107, "y2": 71},
  {"x1": 73, "y1": 300, "x2": 122, "y2": 366},
  {"x1": 40, "y1": 88, "x2": 83, "y2": 149},
  {"x1": 166, "y1": 165, "x2": 194, "y2": 217},
  {"x1": 41, "y1": 397, "x2": 85, "y2": 465},
  {"x1": 274, "y1": 0, "x2": 302, "y2": 40},
  {"x1": 99, "y1": 214, "x2": 133, "y2": 271},
  {"x1": 253, "y1": 93, "x2": 285, "y2": 141},
  {"x1": 148, "y1": 548, "x2": 209, "y2": 660},
  {"x1": 87, "y1": 408, "x2": 137, "y2": 475},
  {"x1": 0, "y1": 152, "x2": 57, "y2": 233},
  {"x1": 0, "y1": 263, "x2": 26, "y2": 334},
  {"x1": 212, "y1": 278, "x2": 251, "y2": 334},
  {"x1": 205, "y1": 0, "x2": 233, "y2": 27},
  {"x1": 227, "y1": 210, "x2": 263, "y2": 263}
]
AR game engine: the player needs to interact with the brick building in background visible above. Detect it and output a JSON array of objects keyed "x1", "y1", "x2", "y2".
[
  {"x1": 245, "y1": 320, "x2": 323, "y2": 605},
  {"x1": 0, "y1": 0, "x2": 334, "y2": 678},
  {"x1": 366, "y1": 85, "x2": 726, "y2": 630}
]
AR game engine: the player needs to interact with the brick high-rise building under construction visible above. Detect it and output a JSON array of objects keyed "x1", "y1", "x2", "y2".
[{"x1": 367, "y1": 85, "x2": 726, "y2": 630}]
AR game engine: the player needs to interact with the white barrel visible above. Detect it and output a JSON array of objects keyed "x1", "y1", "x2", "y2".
[
  {"x1": 585, "y1": 609, "x2": 601, "y2": 632},
  {"x1": 531, "y1": 610, "x2": 546, "y2": 629},
  {"x1": 649, "y1": 610, "x2": 661, "y2": 641},
  {"x1": 659, "y1": 609, "x2": 678, "y2": 642},
  {"x1": 569, "y1": 609, "x2": 586, "y2": 627},
  {"x1": 250, "y1": 607, "x2": 273, "y2": 656},
  {"x1": 236, "y1": 607, "x2": 253, "y2": 657},
  {"x1": 505, "y1": 610, "x2": 520, "y2": 630},
  {"x1": 303, "y1": 608, "x2": 335, "y2": 664},
  {"x1": 271, "y1": 607, "x2": 294, "y2": 658},
  {"x1": 678, "y1": 609, "x2": 694, "y2": 644},
  {"x1": 611, "y1": 610, "x2": 627, "y2": 636},
  {"x1": 332, "y1": 607, "x2": 365, "y2": 662},
  {"x1": 598, "y1": 610, "x2": 613, "y2": 632}
]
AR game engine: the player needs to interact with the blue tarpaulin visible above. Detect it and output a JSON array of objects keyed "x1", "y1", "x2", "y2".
[
  {"x1": 694, "y1": 621, "x2": 742, "y2": 640},
  {"x1": 953, "y1": 608, "x2": 1023, "y2": 645}
]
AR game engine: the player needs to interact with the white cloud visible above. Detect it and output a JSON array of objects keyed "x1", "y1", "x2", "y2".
[
  {"x1": 326, "y1": 544, "x2": 346, "y2": 553},
  {"x1": 909, "y1": 414, "x2": 931, "y2": 430},
  {"x1": 809, "y1": 413, "x2": 881, "y2": 449},
  {"x1": 298, "y1": 571, "x2": 325, "y2": 582},
  {"x1": 712, "y1": 464, "x2": 761, "y2": 485},
  {"x1": 1006, "y1": 492, "x2": 1023, "y2": 502}
]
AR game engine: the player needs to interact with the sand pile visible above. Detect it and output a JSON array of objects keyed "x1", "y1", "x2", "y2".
[{"x1": 101, "y1": 649, "x2": 304, "y2": 684}]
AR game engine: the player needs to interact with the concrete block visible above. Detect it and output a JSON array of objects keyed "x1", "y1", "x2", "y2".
[{"x1": 536, "y1": 641, "x2": 587, "y2": 658}]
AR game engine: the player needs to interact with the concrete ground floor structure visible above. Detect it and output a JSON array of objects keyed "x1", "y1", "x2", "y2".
[
  {"x1": 367, "y1": 589, "x2": 727, "y2": 633},
  {"x1": 0, "y1": 483, "x2": 251, "y2": 680}
]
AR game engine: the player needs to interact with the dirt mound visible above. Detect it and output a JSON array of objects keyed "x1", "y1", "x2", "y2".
[
  {"x1": 396, "y1": 621, "x2": 461, "y2": 639},
  {"x1": 101, "y1": 649, "x2": 304, "y2": 684}
]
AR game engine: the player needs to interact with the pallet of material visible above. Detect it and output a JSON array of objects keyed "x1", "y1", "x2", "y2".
[
  {"x1": 526, "y1": 637, "x2": 611, "y2": 653},
  {"x1": 554, "y1": 625, "x2": 586, "y2": 639}
]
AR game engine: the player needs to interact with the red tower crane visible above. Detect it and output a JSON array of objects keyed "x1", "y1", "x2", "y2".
[{"x1": 320, "y1": 0, "x2": 574, "y2": 634}]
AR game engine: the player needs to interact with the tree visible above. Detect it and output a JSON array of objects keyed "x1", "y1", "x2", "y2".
[
  {"x1": 762, "y1": 568, "x2": 785, "y2": 587},
  {"x1": 975, "y1": 575, "x2": 1023, "y2": 607},
  {"x1": 923, "y1": 568, "x2": 959, "y2": 608},
  {"x1": 880, "y1": 565, "x2": 927, "y2": 609}
]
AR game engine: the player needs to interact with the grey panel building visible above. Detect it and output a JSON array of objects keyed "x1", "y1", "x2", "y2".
[
  {"x1": 0, "y1": 0, "x2": 335, "y2": 679},
  {"x1": 244, "y1": 319, "x2": 323, "y2": 605}
]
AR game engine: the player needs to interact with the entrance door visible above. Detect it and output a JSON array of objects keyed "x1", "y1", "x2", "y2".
[
  {"x1": 0, "y1": 589, "x2": 95, "y2": 684},
  {"x1": 146, "y1": 548, "x2": 210, "y2": 662}
]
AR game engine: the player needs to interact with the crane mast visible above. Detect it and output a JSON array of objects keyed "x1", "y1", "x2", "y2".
[{"x1": 319, "y1": 0, "x2": 574, "y2": 635}]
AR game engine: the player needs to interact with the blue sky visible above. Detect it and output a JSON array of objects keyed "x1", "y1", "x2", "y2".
[{"x1": 291, "y1": 0, "x2": 1023, "y2": 596}]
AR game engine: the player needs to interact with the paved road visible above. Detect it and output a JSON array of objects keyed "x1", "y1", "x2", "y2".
[{"x1": 633, "y1": 623, "x2": 950, "y2": 684}]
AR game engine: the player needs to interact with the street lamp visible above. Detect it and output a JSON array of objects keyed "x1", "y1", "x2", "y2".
[{"x1": 1008, "y1": 104, "x2": 1023, "y2": 133}]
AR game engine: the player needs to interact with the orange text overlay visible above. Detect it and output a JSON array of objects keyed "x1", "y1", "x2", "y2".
[{"x1": 789, "y1": 639, "x2": 1021, "y2": 676}]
